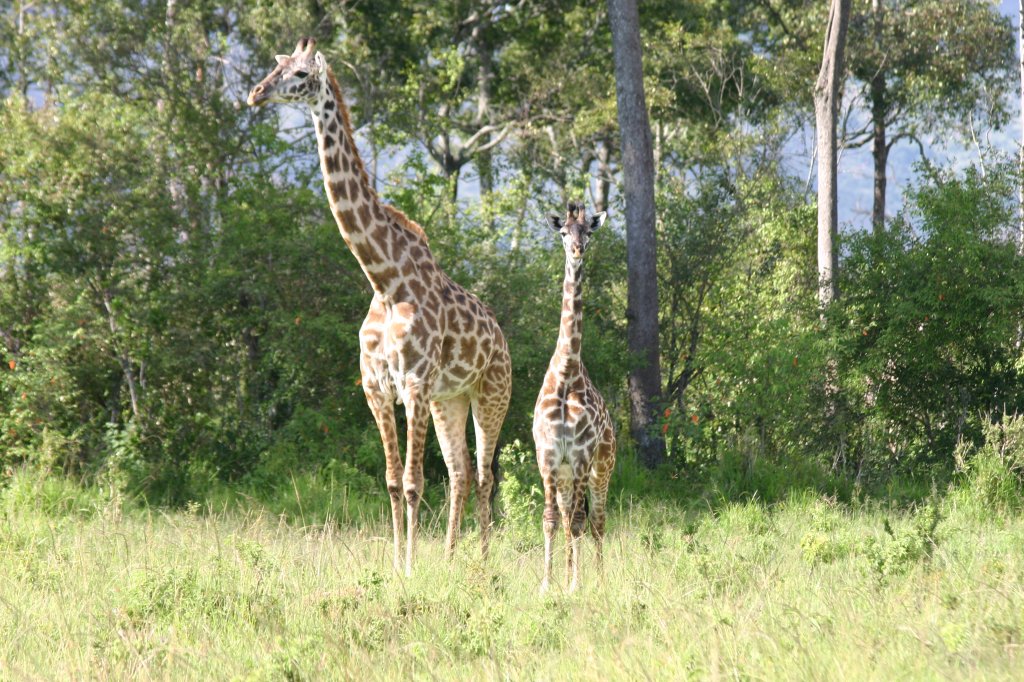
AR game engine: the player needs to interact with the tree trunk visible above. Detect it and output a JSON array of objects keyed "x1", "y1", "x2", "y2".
[
  {"x1": 476, "y1": 47, "x2": 496, "y2": 230},
  {"x1": 102, "y1": 291, "x2": 141, "y2": 419},
  {"x1": 608, "y1": 0, "x2": 666, "y2": 469},
  {"x1": 870, "y1": 0, "x2": 887, "y2": 233},
  {"x1": 813, "y1": 0, "x2": 851, "y2": 308},
  {"x1": 593, "y1": 140, "x2": 612, "y2": 214}
]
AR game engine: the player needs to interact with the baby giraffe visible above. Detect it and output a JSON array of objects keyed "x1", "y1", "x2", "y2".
[{"x1": 534, "y1": 202, "x2": 617, "y2": 594}]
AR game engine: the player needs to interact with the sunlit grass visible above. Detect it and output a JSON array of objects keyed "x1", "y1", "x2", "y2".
[{"x1": 1, "y1": 472, "x2": 1023, "y2": 680}]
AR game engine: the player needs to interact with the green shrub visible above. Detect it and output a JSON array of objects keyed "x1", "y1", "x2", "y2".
[
  {"x1": 498, "y1": 440, "x2": 543, "y2": 547},
  {"x1": 864, "y1": 502, "x2": 941, "y2": 577},
  {"x1": 953, "y1": 413, "x2": 1024, "y2": 513},
  {"x1": 1, "y1": 466, "x2": 112, "y2": 518}
]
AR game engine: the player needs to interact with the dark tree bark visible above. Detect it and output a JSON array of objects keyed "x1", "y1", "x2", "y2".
[
  {"x1": 607, "y1": 0, "x2": 666, "y2": 468},
  {"x1": 814, "y1": 0, "x2": 851, "y2": 307}
]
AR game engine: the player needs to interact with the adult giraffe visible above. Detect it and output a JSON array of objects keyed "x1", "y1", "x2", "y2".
[{"x1": 248, "y1": 38, "x2": 511, "y2": 576}]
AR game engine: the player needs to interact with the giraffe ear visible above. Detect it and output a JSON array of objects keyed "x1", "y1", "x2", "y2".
[
  {"x1": 274, "y1": 55, "x2": 290, "y2": 65},
  {"x1": 589, "y1": 211, "x2": 607, "y2": 232},
  {"x1": 313, "y1": 52, "x2": 327, "y2": 74},
  {"x1": 549, "y1": 214, "x2": 564, "y2": 232}
]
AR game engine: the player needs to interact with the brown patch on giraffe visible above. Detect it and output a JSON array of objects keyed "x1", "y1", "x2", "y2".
[
  {"x1": 325, "y1": 153, "x2": 340, "y2": 175},
  {"x1": 330, "y1": 180, "x2": 349, "y2": 199},
  {"x1": 439, "y1": 338, "x2": 455, "y2": 368},
  {"x1": 336, "y1": 207, "x2": 357, "y2": 229},
  {"x1": 389, "y1": 230, "x2": 409, "y2": 260},
  {"x1": 403, "y1": 344, "x2": 423, "y2": 367},
  {"x1": 354, "y1": 241, "x2": 382, "y2": 266},
  {"x1": 460, "y1": 336, "x2": 477, "y2": 363},
  {"x1": 407, "y1": 278, "x2": 426, "y2": 300},
  {"x1": 358, "y1": 203, "x2": 372, "y2": 225}
]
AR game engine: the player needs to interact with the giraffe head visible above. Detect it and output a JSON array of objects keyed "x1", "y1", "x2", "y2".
[
  {"x1": 549, "y1": 201, "x2": 607, "y2": 269},
  {"x1": 247, "y1": 37, "x2": 326, "y2": 107}
]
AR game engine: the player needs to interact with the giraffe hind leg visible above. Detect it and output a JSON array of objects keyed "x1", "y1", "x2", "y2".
[
  {"x1": 431, "y1": 396, "x2": 472, "y2": 560},
  {"x1": 470, "y1": 357, "x2": 511, "y2": 559},
  {"x1": 588, "y1": 430, "x2": 616, "y2": 572}
]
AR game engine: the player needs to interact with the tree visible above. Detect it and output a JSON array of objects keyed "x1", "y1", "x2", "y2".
[
  {"x1": 814, "y1": 0, "x2": 850, "y2": 308},
  {"x1": 607, "y1": 0, "x2": 666, "y2": 468},
  {"x1": 845, "y1": 0, "x2": 1015, "y2": 231}
]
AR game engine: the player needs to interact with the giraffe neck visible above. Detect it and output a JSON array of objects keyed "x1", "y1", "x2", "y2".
[
  {"x1": 552, "y1": 260, "x2": 584, "y2": 377},
  {"x1": 310, "y1": 68, "x2": 419, "y2": 297}
]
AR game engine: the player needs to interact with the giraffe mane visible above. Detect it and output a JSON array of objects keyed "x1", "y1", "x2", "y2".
[{"x1": 324, "y1": 66, "x2": 429, "y2": 244}]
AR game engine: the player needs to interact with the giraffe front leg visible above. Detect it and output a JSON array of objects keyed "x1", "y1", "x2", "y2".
[
  {"x1": 402, "y1": 387, "x2": 432, "y2": 577},
  {"x1": 568, "y1": 481, "x2": 587, "y2": 593},
  {"x1": 363, "y1": 385, "x2": 403, "y2": 573},
  {"x1": 555, "y1": 476, "x2": 575, "y2": 590},
  {"x1": 540, "y1": 472, "x2": 559, "y2": 595}
]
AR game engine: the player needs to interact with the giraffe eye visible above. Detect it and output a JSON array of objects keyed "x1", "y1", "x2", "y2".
[{"x1": 293, "y1": 70, "x2": 309, "y2": 79}]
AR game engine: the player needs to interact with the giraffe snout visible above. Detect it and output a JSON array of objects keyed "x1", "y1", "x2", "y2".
[{"x1": 247, "y1": 84, "x2": 267, "y2": 106}]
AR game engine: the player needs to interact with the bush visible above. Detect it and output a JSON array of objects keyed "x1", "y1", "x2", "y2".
[
  {"x1": 497, "y1": 440, "x2": 543, "y2": 547},
  {"x1": 953, "y1": 413, "x2": 1024, "y2": 512}
]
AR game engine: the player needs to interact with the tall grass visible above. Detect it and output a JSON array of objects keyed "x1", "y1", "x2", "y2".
[{"x1": 1, "y1": 464, "x2": 1023, "y2": 680}]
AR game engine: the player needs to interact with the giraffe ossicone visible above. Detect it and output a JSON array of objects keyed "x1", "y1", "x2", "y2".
[
  {"x1": 533, "y1": 200, "x2": 616, "y2": 594},
  {"x1": 249, "y1": 37, "x2": 512, "y2": 576}
]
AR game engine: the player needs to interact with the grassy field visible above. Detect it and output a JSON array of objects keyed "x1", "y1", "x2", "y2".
[{"x1": 1, "y1": 470, "x2": 1023, "y2": 681}]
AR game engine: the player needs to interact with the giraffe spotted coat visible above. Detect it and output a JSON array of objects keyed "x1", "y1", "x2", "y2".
[
  {"x1": 533, "y1": 202, "x2": 616, "y2": 593},
  {"x1": 249, "y1": 38, "x2": 512, "y2": 576}
]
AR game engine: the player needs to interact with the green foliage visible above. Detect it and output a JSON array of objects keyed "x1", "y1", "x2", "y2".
[
  {"x1": 0, "y1": 0, "x2": 1021, "y2": 510},
  {"x1": 836, "y1": 164, "x2": 1024, "y2": 464},
  {"x1": 1, "y1": 466, "x2": 113, "y2": 518},
  {"x1": 864, "y1": 502, "x2": 942, "y2": 578},
  {"x1": 953, "y1": 413, "x2": 1024, "y2": 514},
  {"x1": 497, "y1": 439, "x2": 543, "y2": 546}
]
